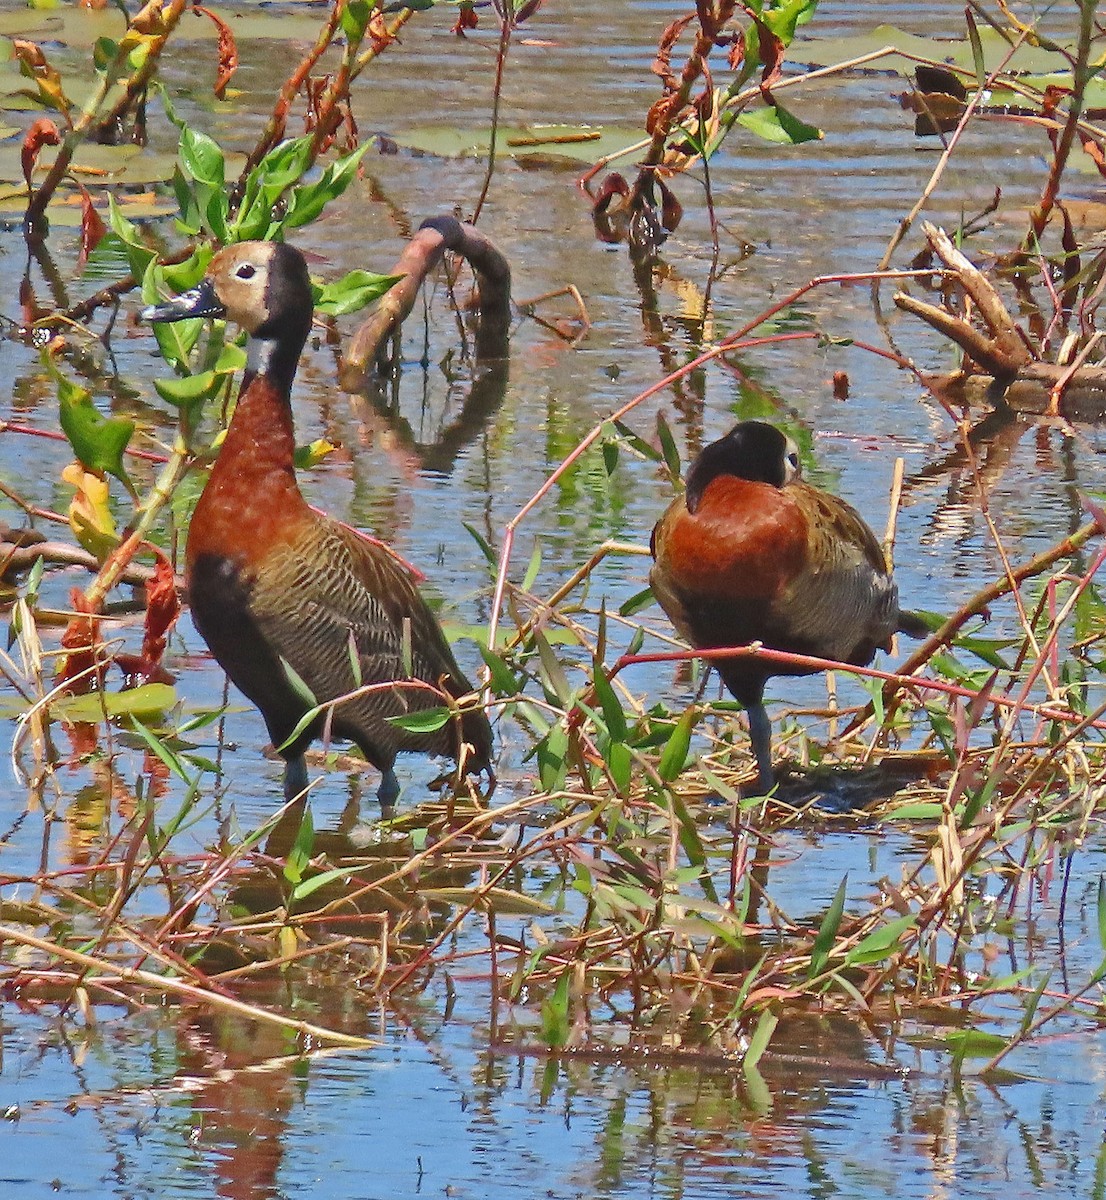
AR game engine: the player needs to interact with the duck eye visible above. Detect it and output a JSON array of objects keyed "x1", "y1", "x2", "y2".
[
  {"x1": 787, "y1": 452, "x2": 800, "y2": 470},
  {"x1": 235, "y1": 264, "x2": 256, "y2": 280}
]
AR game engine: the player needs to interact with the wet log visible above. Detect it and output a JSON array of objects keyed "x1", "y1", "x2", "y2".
[
  {"x1": 339, "y1": 216, "x2": 512, "y2": 391},
  {"x1": 898, "y1": 222, "x2": 1106, "y2": 419},
  {"x1": 0, "y1": 535, "x2": 170, "y2": 590},
  {"x1": 924, "y1": 365, "x2": 1106, "y2": 420}
]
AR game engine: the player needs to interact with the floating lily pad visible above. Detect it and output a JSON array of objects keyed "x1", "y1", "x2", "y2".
[
  {"x1": 789, "y1": 23, "x2": 1078, "y2": 76},
  {"x1": 0, "y1": 139, "x2": 243, "y2": 187},
  {"x1": 0, "y1": 681, "x2": 177, "y2": 722},
  {"x1": 398, "y1": 123, "x2": 642, "y2": 163},
  {"x1": 0, "y1": 187, "x2": 175, "y2": 226},
  {"x1": 0, "y1": 5, "x2": 333, "y2": 47}
]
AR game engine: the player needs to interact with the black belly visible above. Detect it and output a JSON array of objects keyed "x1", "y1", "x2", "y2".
[{"x1": 189, "y1": 553, "x2": 318, "y2": 759}]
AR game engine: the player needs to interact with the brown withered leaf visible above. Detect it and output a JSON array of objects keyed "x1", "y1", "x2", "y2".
[
  {"x1": 652, "y1": 14, "x2": 695, "y2": 91},
  {"x1": 452, "y1": 2, "x2": 478, "y2": 34},
  {"x1": 12, "y1": 40, "x2": 70, "y2": 116},
  {"x1": 21, "y1": 117, "x2": 60, "y2": 193},
  {"x1": 657, "y1": 175, "x2": 682, "y2": 233},
  {"x1": 1081, "y1": 135, "x2": 1106, "y2": 179},
  {"x1": 727, "y1": 28, "x2": 745, "y2": 71},
  {"x1": 192, "y1": 5, "x2": 238, "y2": 100},
  {"x1": 11, "y1": 39, "x2": 47, "y2": 70},
  {"x1": 750, "y1": 16, "x2": 784, "y2": 92},
  {"x1": 130, "y1": 0, "x2": 168, "y2": 36},
  {"x1": 75, "y1": 182, "x2": 107, "y2": 272},
  {"x1": 58, "y1": 589, "x2": 106, "y2": 694},
  {"x1": 129, "y1": 548, "x2": 180, "y2": 685},
  {"x1": 646, "y1": 94, "x2": 683, "y2": 137}
]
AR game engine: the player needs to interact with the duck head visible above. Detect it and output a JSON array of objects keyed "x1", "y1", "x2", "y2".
[
  {"x1": 684, "y1": 420, "x2": 801, "y2": 514},
  {"x1": 142, "y1": 241, "x2": 314, "y2": 388}
]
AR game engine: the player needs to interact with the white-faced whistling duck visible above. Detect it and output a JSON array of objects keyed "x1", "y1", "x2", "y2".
[
  {"x1": 143, "y1": 241, "x2": 493, "y2": 809},
  {"x1": 650, "y1": 420, "x2": 925, "y2": 794}
]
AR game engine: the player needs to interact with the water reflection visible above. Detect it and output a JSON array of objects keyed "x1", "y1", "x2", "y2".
[
  {"x1": 5, "y1": 1, "x2": 1106, "y2": 1197},
  {"x1": 5, "y1": 997, "x2": 1105, "y2": 1199}
]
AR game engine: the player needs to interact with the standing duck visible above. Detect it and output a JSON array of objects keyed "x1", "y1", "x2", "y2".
[
  {"x1": 650, "y1": 420, "x2": 924, "y2": 793},
  {"x1": 143, "y1": 241, "x2": 493, "y2": 808}
]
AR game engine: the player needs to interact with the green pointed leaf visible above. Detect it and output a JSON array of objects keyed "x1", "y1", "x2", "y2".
[
  {"x1": 658, "y1": 706, "x2": 696, "y2": 781},
  {"x1": 808, "y1": 874, "x2": 848, "y2": 979},
  {"x1": 386, "y1": 707, "x2": 452, "y2": 733},
  {"x1": 52, "y1": 360, "x2": 134, "y2": 492},
  {"x1": 656, "y1": 411, "x2": 681, "y2": 481},
  {"x1": 592, "y1": 663, "x2": 627, "y2": 742},
  {"x1": 737, "y1": 101, "x2": 822, "y2": 146},
  {"x1": 844, "y1": 914, "x2": 915, "y2": 967},
  {"x1": 314, "y1": 269, "x2": 401, "y2": 317},
  {"x1": 292, "y1": 864, "x2": 355, "y2": 902},
  {"x1": 743, "y1": 1009, "x2": 778, "y2": 1072},
  {"x1": 284, "y1": 808, "x2": 314, "y2": 887},
  {"x1": 619, "y1": 586, "x2": 654, "y2": 618},
  {"x1": 540, "y1": 971, "x2": 571, "y2": 1048},
  {"x1": 480, "y1": 646, "x2": 522, "y2": 697}
]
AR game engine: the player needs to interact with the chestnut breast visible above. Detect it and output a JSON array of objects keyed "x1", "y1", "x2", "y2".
[
  {"x1": 652, "y1": 475, "x2": 809, "y2": 606},
  {"x1": 185, "y1": 374, "x2": 313, "y2": 577}
]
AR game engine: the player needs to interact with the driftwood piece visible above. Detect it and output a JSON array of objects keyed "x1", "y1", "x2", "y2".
[
  {"x1": 897, "y1": 222, "x2": 1106, "y2": 418},
  {"x1": 925, "y1": 365, "x2": 1106, "y2": 421},
  {"x1": 339, "y1": 216, "x2": 512, "y2": 392},
  {"x1": 0, "y1": 536, "x2": 174, "y2": 591}
]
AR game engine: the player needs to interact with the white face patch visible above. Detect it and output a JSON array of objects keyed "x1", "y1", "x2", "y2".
[{"x1": 782, "y1": 436, "x2": 802, "y2": 484}]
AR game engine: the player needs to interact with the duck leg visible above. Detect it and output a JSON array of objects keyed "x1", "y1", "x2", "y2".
[
  {"x1": 283, "y1": 754, "x2": 309, "y2": 803},
  {"x1": 745, "y1": 700, "x2": 775, "y2": 795},
  {"x1": 377, "y1": 765, "x2": 400, "y2": 816}
]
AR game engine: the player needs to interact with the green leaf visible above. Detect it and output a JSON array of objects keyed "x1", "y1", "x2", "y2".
[
  {"x1": 592, "y1": 663, "x2": 627, "y2": 742},
  {"x1": 1018, "y1": 970, "x2": 1051, "y2": 1036},
  {"x1": 537, "y1": 721, "x2": 569, "y2": 792},
  {"x1": 154, "y1": 368, "x2": 219, "y2": 407},
  {"x1": 668, "y1": 786, "x2": 718, "y2": 903},
  {"x1": 656, "y1": 411, "x2": 681, "y2": 481},
  {"x1": 314, "y1": 269, "x2": 401, "y2": 317},
  {"x1": 844, "y1": 914, "x2": 915, "y2": 967},
  {"x1": 607, "y1": 739, "x2": 632, "y2": 793},
  {"x1": 463, "y1": 521, "x2": 497, "y2": 567},
  {"x1": 540, "y1": 972, "x2": 571, "y2": 1048},
  {"x1": 129, "y1": 716, "x2": 195, "y2": 785},
  {"x1": 283, "y1": 808, "x2": 314, "y2": 887},
  {"x1": 619, "y1": 586, "x2": 654, "y2": 618},
  {"x1": 737, "y1": 101, "x2": 823, "y2": 146},
  {"x1": 339, "y1": 0, "x2": 373, "y2": 40},
  {"x1": 292, "y1": 864, "x2": 354, "y2": 902},
  {"x1": 179, "y1": 126, "x2": 225, "y2": 190},
  {"x1": 51, "y1": 359, "x2": 134, "y2": 492},
  {"x1": 743, "y1": 1009, "x2": 778, "y2": 1072},
  {"x1": 534, "y1": 628, "x2": 572, "y2": 707},
  {"x1": 882, "y1": 801, "x2": 944, "y2": 820},
  {"x1": 285, "y1": 142, "x2": 371, "y2": 229},
  {"x1": 386, "y1": 707, "x2": 452, "y2": 733},
  {"x1": 44, "y1": 682, "x2": 177, "y2": 723},
  {"x1": 761, "y1": 0, "x2": 818, "y2": 43},
  {"x1": 658, "y1": 707, "x2": 696, "y2": 781},
  {"x1": 521, "y1": 539, "x2": 543, "y2": 594},
  {"x1": 945, "y1": 1028, "x2": 1008, "y2": 1058},
  {"x1": 808, "y1": 874, "x2": 847, "y2": 980},
  {"x1": 480, "y1": 646, "x2": 522, "y2": 697},
  {"x1": 93, "y1": 37, "x2": 119, "y2": 73}
]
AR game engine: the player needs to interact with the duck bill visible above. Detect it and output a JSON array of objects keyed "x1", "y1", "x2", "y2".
[{"x1": 141, "y1": 277, "x2": 225, "y2": 324}]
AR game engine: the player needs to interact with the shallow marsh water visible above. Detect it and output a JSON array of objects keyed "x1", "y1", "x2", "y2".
[{"x1": 2, "y1": 0, "x2": 1106, "y2": 1196}]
